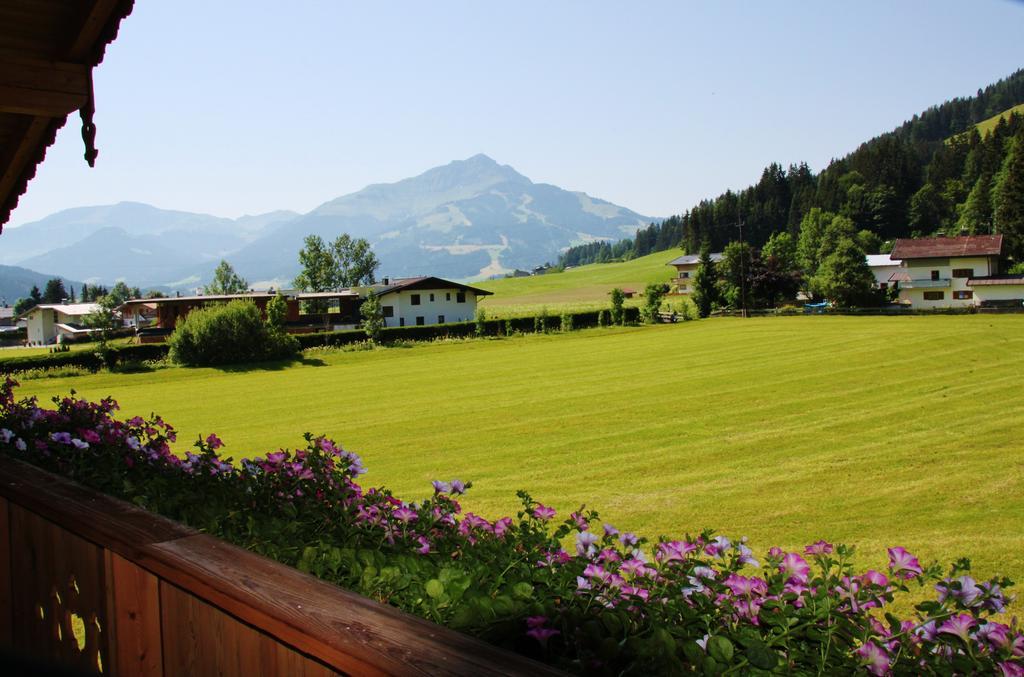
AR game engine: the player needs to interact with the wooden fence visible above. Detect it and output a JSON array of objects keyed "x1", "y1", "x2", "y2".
[{"x1": 0, "y1": 456, "x2": 562, "y2": 676}]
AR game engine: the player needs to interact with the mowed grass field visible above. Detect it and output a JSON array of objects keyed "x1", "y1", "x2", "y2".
[
  {"x1": 13, "y1": 316, "x2": 1024, "y2": 584},
  {"x1": 476, "y1": 251, "x2": 677, "y2": 315}
]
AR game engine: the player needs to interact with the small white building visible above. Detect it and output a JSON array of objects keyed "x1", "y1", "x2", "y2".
[
  {"x1": 373, "y1": 277, "x2": 492, "y2": 327},
  {"x1": 20, "y1": 303, "x2": 102, "y2": 345},
  {"x1": 865, "y1": 254, "x2": 902, "y2": 291},
  {"x1": 666, "y1": 253, "x2": 724, "y2": 294},
  {"x1": 888, "y1": 234, "x2": 1024, "y2": 309}
]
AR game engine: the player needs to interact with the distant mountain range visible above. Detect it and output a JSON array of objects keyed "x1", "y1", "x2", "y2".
[{"x1": 0, "y1": 155, "x2": 654, "y2": 294}]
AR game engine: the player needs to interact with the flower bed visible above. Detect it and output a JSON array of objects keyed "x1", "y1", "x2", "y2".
[{"x1": 0, "y1": 378, "x2": 1020, "y2": 675}]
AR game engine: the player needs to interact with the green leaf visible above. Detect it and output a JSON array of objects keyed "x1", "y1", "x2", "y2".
[
  {"x1": 425, "y1": 579, "x2": 445, "y2": 599},
  {"x1": 701, "y1": 656, "x2": 720, "y2": 676},
  {"x1": 745, "y1": 642, "x2": 778, "y2": 670},
  {"x1": 707, "y1": 636, "x2": 734, "y2": 664},
  {"x1": 512, "y1": 581, "x2": 533, "y2": 600}
]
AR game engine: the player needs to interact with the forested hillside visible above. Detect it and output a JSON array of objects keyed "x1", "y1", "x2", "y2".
[{"x1": 560, "y1": 68, "x2": 1024, "y2": 267}]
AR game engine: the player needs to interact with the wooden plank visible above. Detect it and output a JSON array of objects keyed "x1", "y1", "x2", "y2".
[
  {"x1": 9, "y1": 504, "x2": 107, "y2": 674},
  {"x1": 0, "y1": 84, "x2": 85, "y2": 116},
  {"x1": 0, "y1": 55, "x2": 89, "y2": 96},
  {"x1": 0, "y1": 457, "x2": 196, "y2": 560},
  {"x1": 142, "y1": 535, "x2": 561, "y2": 676},
  {"x1": 0, "y1": 497, "x2": 11, "y2": 646},
  {"x1": 160, "y1": 581, "x2": 340, "y2": 677},
  {"x1": 106, "y1": 551, "x2": 162, "y2": 677}
]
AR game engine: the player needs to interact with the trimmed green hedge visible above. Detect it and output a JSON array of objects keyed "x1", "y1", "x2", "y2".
[
  {"x1": 0, "y1": 344, "x2": 170, "y2": 374},
  {"x1": 298, "y1": 307, "x2": 642, "y2": 349}
]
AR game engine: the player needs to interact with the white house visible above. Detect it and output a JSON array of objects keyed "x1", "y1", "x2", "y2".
[
  {"x1": 20, "y1": 303, "x2": 102, "y2": 345},
  {"x1": 865, "y1": 254, "x2": 902, "y2": 291},
  {"x1": 666, "y1": 253, "x2": 724, "y2": 294},
  {"x1": 372, "y1": 277, "x2": 492, "y2": 327},
  {"x1": 888, "y1": 234, "x2": 1024, "y2": 309}
]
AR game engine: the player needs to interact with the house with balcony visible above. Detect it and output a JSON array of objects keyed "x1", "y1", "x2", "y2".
[
  {"x1": 866, "y1": 254, "x2": 902, "y2": 291},
  {"x1": 667, "y1": 252, "x2": 723, "y2": 294},
  {"x1": 20, "y1": 303, "x2": 102, "y2": 345},
  {"x1": 373, "y1": 276, "x2": 493, "y2": 327},
  {"x1": 888, "y1": 234, "x2": 1024, "y2": 308}
]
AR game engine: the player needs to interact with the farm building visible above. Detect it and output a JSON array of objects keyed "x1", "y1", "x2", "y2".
[
  {"x1": 888, "y1": 234, "x2": 1024, "y2": 309},
  {"x1": 372, "y1": 277, "x2": 493, "y2": 327},
  {"x1": 20, "y1": 303, "x2": 101, "y2": 345},
  {"x1": 667, "y1": 253, "x2": 724, "y2": 294}
]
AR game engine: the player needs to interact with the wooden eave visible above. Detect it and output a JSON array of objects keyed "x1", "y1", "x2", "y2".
[{"x1": 0, "y1": 0, "x2": 135, "y2": 232}]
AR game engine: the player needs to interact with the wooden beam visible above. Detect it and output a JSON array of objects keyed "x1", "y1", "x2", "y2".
[
  {"x1": 0, "y1": 55, "x2": 89, "y2": 117},
  {"x1": 0, "y1": 116, "x2": 54, "y2": 210},
  {"x1": 67, "y1": 0, "x2": 123, "y2": 61}
]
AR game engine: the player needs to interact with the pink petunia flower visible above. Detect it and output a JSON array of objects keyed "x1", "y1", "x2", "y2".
[
  {"x1": 805, "y1": 540, "x2": 833, "y2": 556},
  {"x1": 533, "y1": 504, "x2": 556, "y2": 520},
  {"x1": 887, "y1": 546, "x2": 922, "y2": 579},
  {"x1": 855, "y1": 641, "x2": 890, "y2": 676}
]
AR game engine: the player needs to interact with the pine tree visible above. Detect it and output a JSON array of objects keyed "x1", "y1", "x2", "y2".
[
  {"x1": 691, "y1": 243, "x2": 718, "y2": 318},
  {"x1": 992, "y1": 131, "x2": 1024, "y2": 260},
  {"x1": 957, "y1": 173, "x2": 994, "y2": 233},
  {"x1": 42, "y1": 278, "x2": 67, "y2": 304}
]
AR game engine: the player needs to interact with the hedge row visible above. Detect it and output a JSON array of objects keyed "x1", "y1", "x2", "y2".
[
  {"x1": 298, "y1": 307, "x2": 642, "y2": 349},
  {"x1": 0, "y1": 343, "x2": 170, "y2": 374}
]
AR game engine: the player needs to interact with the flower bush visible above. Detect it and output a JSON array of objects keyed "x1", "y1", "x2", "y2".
[{"x1": 0, "y1": 378, "x2": 1020, "y2": 675}]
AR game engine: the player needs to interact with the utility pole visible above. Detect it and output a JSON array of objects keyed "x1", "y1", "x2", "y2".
[{"x1": 738, "y1": 215, "x2": 747, "y2": 318}]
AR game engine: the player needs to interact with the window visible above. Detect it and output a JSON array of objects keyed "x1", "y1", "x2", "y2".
[
  {"x1": 438, "y1": 315, "x2": 445, "y2": 324},
  {"x1": 446, "y1": 292, "x2": 451, "y2": 301},
  {"x1": 923, "y1": 291, "x2": 944, "y2": 301},
  {"x1": 879, "y1": 282, "x2": 888, "y2": 290},
  {"x1": 429, "y1": 293, "x2": 435, "y2": 302},
  {"x1": 953, "y1": 290, "x2": 973, "y2": 300},
  {"x1": 456, "y1": 292, "x2": 466, "y2": 303},
  {"x1": 952, "y1": 268, "x2": 974, "y2": 278},
  {"x1": 411, "y1": 294, "x2": 421, "y2": 306},
  {"x1": 415, "y1": 316, "x2": 425, "y2": 326},
  {"x1": 680, "y1": 271, "x2": 690, "y2": 279},
  {"x1": 399, "y1": 318, "x2": 405, "y2": 327},
  {"x1": 382, "y1": 305, "x2": 394, "y2": 318},
  {"x1": 930, "y1": 270, "x2": 940, "y2": 281}
]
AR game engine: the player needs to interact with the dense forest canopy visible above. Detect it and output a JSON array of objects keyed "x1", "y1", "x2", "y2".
[{"x1": 558, "y1": 68, "x2": 1024, "y2": 267}]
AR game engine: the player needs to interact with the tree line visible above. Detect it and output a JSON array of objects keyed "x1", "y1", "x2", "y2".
[{"x1": 559, "y1": 68, "x2": 1024, "y2": 268}]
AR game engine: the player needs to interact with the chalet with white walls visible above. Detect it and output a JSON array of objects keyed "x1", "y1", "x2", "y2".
[
  {"x1": 20, "y1": 303, "x2": 101, "y2": 345},
  {"x1": 865, "y1": 254, "x2": 901, "y2": 291},
  {"x1": 373, "y1": 277, "x2": 492, "y2": 327},
  {"x1": 666, "y1": 253, "x2": 724, "y2": 294},
  {"x1": 888, "y1": 234, "x2": 1024, "y2": 309}
]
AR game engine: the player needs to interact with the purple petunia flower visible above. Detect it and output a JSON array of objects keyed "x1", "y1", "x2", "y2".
[
  {"x1": 70, "y1": 438, "x2": 89, "y2": 450},
  {"x1": 450, "y1": 479, "x2": 466, "y2": 495},
  {"x1": 887, "y1": 546, "x2": 922, "y2": 579},
  {"x1": 998, "y1": 661, "x2": 1024, "y2": 677},
  {"x1": 603, "y1": 523, "x2": 619, "y2": 538},
  {"x1": 855, "y1": 641, "x2": 890, "y2": 676},
  {"x1": 805, "y1": 540, "x2": 833, "y2": 556},
  {"x1": 938, "y1": 613, "x2": 976, "y2": 642},
  {"x1": 431, "y1": 480, "x2": 451, "y2": 494},
  {"x1": 415, "y1": 536, "x2": 431, "y2": 555},
  {"x1": 393, "y1": 506, "x2": 418, "y2": 523},
  {"x1": 780, "y1": 552, "x2": 810, "y2": 583},
  {"x1": 492, "y1": 517, "x2": 513, "y2": 538},
  {"x1": 205, "y1": 433, "x2": 223, "y2": 450},
  {"x1": 533, "y1": 504, "x2": 556, "y2": 520},
  {"x1": 860, "y1": 569, "x2": 889, "y2": 587},
  {"x1": 575, "y1": 530, "x2": 600, "y2": 557}
]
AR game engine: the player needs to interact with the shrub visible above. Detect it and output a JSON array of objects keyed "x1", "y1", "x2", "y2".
[
  {"x1": 641, "y1": 283, "x2": 670, "y2": 324},
  {"x1": 168, "y1": 300, "x2": 299, "y2": 366},
  {"x1": 360, "y1": 294, "x2": 384, "y2": 344},
  {"x1": 0, "y1": 379, "x2": 1020, "y2": 675},
  {"x1": 475, "y1": 307, "x2": 487, "y2": 337},
  {"x1": 610, "y1": 288, "x2": 625, "y2": 325},
  {"x1": 560, "y1": 313, "x2": 573, "y2": 332}
]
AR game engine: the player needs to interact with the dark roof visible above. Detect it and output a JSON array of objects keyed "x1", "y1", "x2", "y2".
[
  {"x1": 0, "y1": 0, "x2": 137, "y2": 230},
  {"x1": 890, "y1": 235, "x2": 1003, "y2": 260},
  {"x1": 373, "y1": 277, "x2": 493, "y2": 297},
  {"x1": 967, "y1": 275, "x2": 1024, "y2": 287},
  {"x1": 667, "y1": 253, "x2": 724, "y2": 266}
]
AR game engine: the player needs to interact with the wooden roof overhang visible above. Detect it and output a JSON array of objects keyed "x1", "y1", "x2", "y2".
[{"x1": 0, "y1": 0, "x2": 136, "y2": 231}]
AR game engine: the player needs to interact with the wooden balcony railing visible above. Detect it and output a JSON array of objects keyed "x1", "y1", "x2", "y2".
[{"x1": 0, "y1": 456, "x2": 562, "y2": 676}]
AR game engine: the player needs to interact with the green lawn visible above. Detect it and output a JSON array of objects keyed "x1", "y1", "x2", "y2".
[
  {"x1": 0, "y1": 338, "x2": 130, "y2": 359},
  {"x1": 477, "y1": 251, "x2": 679, "y2": 316},
  {"x1": 974, "y1": 103, "x2": 1024, "y2": 138},
  {"x1": 13, "y1": 316, "x2": 1024, "y2": 586}
]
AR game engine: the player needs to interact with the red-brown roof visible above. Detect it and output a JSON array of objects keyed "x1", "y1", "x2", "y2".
[
  {"x1": 0, "y1": 0, "x2": 137, "y2": 230},
  {"x1": 890, "y1": 235, "x2": 1003, "y2": 260},
  {"x1": 967, "y1": 275, "x2": 1024, "y2": 287}
]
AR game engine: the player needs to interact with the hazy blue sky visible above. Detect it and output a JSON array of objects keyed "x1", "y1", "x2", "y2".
[{"x1": 9, "y1": 0, "x2": 1024, "y2": 227}]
